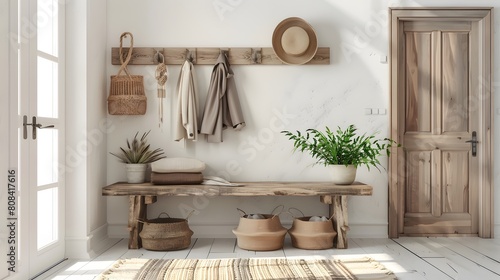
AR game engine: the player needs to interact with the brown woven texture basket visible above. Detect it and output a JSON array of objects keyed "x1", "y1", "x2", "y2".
[
  {"x1": 139, "y1": 213, "x2": 194, "y2": 251},
  {"x1": 108, "y1": 32, "x2": 146, "y2": 115}
]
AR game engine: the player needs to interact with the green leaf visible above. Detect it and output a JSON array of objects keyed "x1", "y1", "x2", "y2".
[
  {"x1": 281, "y1": 125, "x2": 399, "y2": 170},
  {"x1": 110, "y1": 130, "x2": 166, "y2": 164}
]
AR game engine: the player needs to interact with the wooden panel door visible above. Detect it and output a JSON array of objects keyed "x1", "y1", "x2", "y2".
[
  {"x1": 389, "y1": 8, "x2": 493, "y2": 238},
  {"x1": 390, "y1": 9, "x2": 493, "y2": 238},
  {"x1": 402, "y1": 21, "x2": 479, "y2": 235}
]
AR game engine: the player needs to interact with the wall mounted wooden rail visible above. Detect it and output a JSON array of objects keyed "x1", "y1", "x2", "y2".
[
  {"x1": 102, "y1": 181, "x2": 372, "y2": 250},
  {"x1": 111, "y1": 47, "x2": 330, "y2": 65}
]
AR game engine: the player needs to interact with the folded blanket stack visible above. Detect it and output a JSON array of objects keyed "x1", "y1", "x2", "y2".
[{"x1": 150, "y1": 158, "x2": 206, "y2": 185}]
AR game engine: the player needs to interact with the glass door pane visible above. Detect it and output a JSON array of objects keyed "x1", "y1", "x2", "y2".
[
  {"x1": 37, "y1": 56, "x2": 58, "y2": 118},
  {"x1": 37, "y1": 0, "x2": 58, "y2": 57},
  {"x1": 37, "y1": 187, "x2": 58, "y2": 249},
  {"x1": 37, "y1": 128, "x2": 58, "y2": 186}
]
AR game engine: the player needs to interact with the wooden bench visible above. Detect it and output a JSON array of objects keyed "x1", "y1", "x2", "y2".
[{"x1": 102, "y1": 181, "x2": 372, "y2": 250}]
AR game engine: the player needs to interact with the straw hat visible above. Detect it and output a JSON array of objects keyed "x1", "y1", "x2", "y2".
[{"x1": 272, "y1": 17, "x2": 318, "y2": 65}]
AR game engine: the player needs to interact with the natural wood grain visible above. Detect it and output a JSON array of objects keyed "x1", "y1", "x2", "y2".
[
  {"x1": 405, "y1": 151, "x2": 431, "y2": 213},
  {"x1": 398, "y1": 134, "x2": 471, "y2": 150},
  {"x1": 111, "y1": 47, "x2": 330, "y2": 65},
  {"x1": 403, "y1": 213, "x2": 472, "y2": 234},
  {"x1": 442, "y1": 151, "x2": 469, "y2": 213},
  {"x1": 128, "y1": 196, "x2": 147, "y2": 249},
  {"x1": 431, "y1": 30, "x2": 442, "y2": 136},
  {"x1": 144, "y1": 196, "x2": 157, "y2": 204},
  {"x1": 403, "y1": 21, "x2": 472, "y2": 32},
  {"x1": 402, "y1": 22, "x2": 474, "y2": 236},
  {"x1": 103, "y1": 182, "x2": 372, "y2": 197},
  {"x1": 390, "y1": 8, "x2": 493, "y2": 238},
  {"x1": 480, "y1": 12, "x2": 493, "y2": 238},
  {"x1": 469, "y1": 21, "x2": 481, "y2": 237},
  {"x1": 431, "y1": 150, "x2": 442, "y2": 218},
  {"x1": 389, "y1": 10, "x2": 406, "y2": 238},
  {"x1": 442, "y1": 32, "x2": 469, "y2": 133},
  {"x1": 405, "y1": 31, "x2": 431, "y2": 132},
  {"x1": 327, "y1": 196, "x2": 349, "y2": 249}
]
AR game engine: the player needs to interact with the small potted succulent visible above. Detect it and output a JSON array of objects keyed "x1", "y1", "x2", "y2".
[
  {"x1": 281, "y1": 125, "x2": 398, "y2": 185},
  {"x1": 110, "y1": 131, "x2": 166, "y2": 183}
]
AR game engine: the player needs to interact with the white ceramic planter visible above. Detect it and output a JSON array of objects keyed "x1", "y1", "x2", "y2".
[
  {"x1": 330, "y1": 164, "x2": 357, "y2": 185},
  {"x1": 126, "y1": 163, "x2": 147, "y2": 183}
]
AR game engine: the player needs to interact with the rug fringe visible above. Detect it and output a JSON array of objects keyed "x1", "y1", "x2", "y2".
[
  {"x1": 97, "y1": 258, "x2": 149, "y2": 280},
  {"x1": 338, "y1": 257, "x2": 396, "y2": 279}
]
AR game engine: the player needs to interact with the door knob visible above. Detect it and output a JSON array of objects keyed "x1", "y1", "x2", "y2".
[
  {"x1": 465, "y1": 131, "x2": 478, "y2": 157},
  {"x1": 23, "y1": 116, "x2": 55, "y2": 139}
]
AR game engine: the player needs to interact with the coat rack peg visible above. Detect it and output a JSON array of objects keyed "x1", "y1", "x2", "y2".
[
  {"x1": 153, "y1": 49, "x2": 165, "y2": 64},
  {"x1": 220, "y1": 48, "x2": 229, "y2": 56},
  {"x1": 251, "y1": 48, "x2": 262, "y2": 64},
  {"x1": 185, "y1": 48, "x2": 196, "y2": 63}
]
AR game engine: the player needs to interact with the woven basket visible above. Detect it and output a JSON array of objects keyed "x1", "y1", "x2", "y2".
[
  {"x1": 287, "y1": 208, "x2": 337, "y2": 250},
  {"x1": 232, "y1": 207, "x2": 287, "y2": 251},
  {"x1": 108, "y1": 32, "x2": 146, "y2": 115},
  {"x1": 289, "y1": 217, "x2": 337, "y2": 250},
  {"x1": 139, "y1": 212, "x2": 193, "y2": 251}
]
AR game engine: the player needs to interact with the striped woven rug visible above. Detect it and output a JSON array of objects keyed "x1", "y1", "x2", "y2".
[{"x1": 98, "y1": 257, "x2": 396, "y2": 280}]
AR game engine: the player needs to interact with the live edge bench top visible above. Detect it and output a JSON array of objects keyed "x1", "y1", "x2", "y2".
[
  {"x1": 102, "y1": 181, "x2": 373, "y2": 197},
  {"x1": 102, "y1": 181, "x2": 372, "y2": 250}
]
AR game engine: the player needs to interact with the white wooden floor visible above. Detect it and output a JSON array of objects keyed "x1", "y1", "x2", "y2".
[{"x1": 36, "y1": 237, "x2": 500, "y2": 279}]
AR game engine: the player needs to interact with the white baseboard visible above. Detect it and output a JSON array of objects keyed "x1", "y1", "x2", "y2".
[
  {"x1": 66, "y1": 235, "x2": 91, "y2": 259},
  {"x1": 66, "y1": 224, "x2": 116, "y2": 259},
  {"x1": 107, "y1": 223, "x2": 388, "y2": 239},
  {"x1": 88, "y1": 224, "x2": 118, "y2": 257}
]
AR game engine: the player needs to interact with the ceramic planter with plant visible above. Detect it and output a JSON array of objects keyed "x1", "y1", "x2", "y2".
[
  {"x1": 110, "y1": 131, "x2": 166, "y2": 183},
  {"x1": 282, "y1": 125, "x2": 398, "y2": 185}
]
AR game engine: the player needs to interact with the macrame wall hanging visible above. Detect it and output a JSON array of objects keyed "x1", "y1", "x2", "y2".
[{"x1": 154, "y1": 51, "x2": 168, "y2": 127}]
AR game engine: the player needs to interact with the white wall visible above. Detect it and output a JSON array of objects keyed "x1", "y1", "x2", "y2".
[
  {"x1": 65, "y1": 0, "x2": 109, "y2": 258},
  {"x1": 86, "y1": 0, "x2": 109, "y2": 244},
  {"x1": 105, "y1": 0, "x2": 500, "y2": 238}
]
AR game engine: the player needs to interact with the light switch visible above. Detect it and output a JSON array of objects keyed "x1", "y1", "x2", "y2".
[
  {"x1": 378, "y1": 108, "x2": 387, "y2": 115},
  {"x1": 379, "y1": 55, "x2": 387, "y2": 63},
  {"x1": 364, "y1": 108, "x2": 372, "y2": 115}
]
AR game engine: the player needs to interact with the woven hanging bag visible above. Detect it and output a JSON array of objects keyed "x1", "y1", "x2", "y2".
[{"x1": 108, "y1": 32, "x2": 147, "y2": 115}]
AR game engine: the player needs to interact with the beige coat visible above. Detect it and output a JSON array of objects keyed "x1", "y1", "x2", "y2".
[
  {"x1": 200, "y1": 53, "x2": 245, "y2": 142},
  {"x1": 174, "y1": 60, "x2": 199, "y2": 141}
]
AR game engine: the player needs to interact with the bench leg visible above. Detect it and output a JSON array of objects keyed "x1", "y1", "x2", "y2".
[
  {"x1": 321, "y1": 195, "x2": 349, "y2": 249},
  {"x1": 128, "y1": 195, "x2": 147, "y2": 249}
]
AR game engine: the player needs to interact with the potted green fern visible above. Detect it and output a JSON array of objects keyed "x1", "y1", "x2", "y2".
[
  {"x1": 110, "y1": 131, "x2": 166, "y2": 183},
  {"x1": 281, "y1": 125, "x2": 398, "y2": 185}
]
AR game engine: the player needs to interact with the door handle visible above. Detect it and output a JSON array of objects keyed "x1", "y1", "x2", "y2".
[
  {"x1": 465, "y1": 131, "x2": 478, "y2": 157},
  {"x1": 23, "y1": 115, "x2": 55, "y2": 139}
]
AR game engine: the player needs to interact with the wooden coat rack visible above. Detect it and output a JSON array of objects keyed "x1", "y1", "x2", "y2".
[{"x1": 111, "y1": 47, "x2": 330, "y2": 65}]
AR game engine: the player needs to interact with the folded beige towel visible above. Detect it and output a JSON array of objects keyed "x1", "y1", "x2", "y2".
[
  {"x1": 151, "y1": 172, "x2": 203, "y2": 185},
  {"x1": 151, "y1": 158, "x2": 206, "y2": 173}
]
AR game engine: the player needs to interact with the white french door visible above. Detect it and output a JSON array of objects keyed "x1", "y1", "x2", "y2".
[{"x1": 7, "y1": 0, "x2": 65, "y2": 278}]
